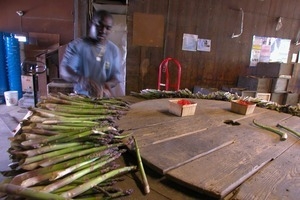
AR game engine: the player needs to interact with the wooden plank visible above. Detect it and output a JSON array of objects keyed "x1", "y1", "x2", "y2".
[
  {"x1": 132, "y1": 13, "x2": 164, "y2": 47},
  {"x1": 140, "y1": 128, "x2": 234, "y2": 174},
  {"x1": 117, "y1": 153, "x2": 213, "y2": 200},
  {"x1": 117, "y1": 99, "x2": 268, "y2": 132},
  {"x1": 279, "y1": 116, "x2": 300, "y2": 133},
  {"x1": 165, "y1": 114, "x2": 298, "y2": 199},
  {"x1": 231, "y1": 140, "x2": 300, "y2": 200},
  {"x1": 117, "y1": 98, "x2": 297, "y2": 199},
  {"x1": 118, "y1": 99, "x2": 275, "y2": 149}
]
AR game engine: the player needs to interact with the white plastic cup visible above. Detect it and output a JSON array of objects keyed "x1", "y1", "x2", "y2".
[{"x1": 4, "y1": 91, "x2": 18, "y2": 106}]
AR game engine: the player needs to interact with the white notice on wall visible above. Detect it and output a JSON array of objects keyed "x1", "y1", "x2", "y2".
[
  {"x1": 197, "y1": 39, "x2": 211, "y2": 52},
  {"x1": 182, "y1": 33, "x2": 198, "y2": 51},
  {"x1": 250, "y1": 35, "x2": 291, "y2": 67},
  {"x1": 291, "y1": 53, "x2": 297, "y2": 63}
]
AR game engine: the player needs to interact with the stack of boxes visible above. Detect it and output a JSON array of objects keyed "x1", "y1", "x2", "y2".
[
  {"x1": 237, "y1": 76, "x2": 272, "y2": 101},
  {"x1": 237, "y1": 62, "x2": 299, "y2": 105}
]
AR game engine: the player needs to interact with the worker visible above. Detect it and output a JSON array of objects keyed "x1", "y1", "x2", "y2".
[{"x1": 60, "y1": 10, "x2": 122, "y2": 98}]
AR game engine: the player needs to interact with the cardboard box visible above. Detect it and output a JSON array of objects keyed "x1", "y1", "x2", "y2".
[
  {"x1": 241, "y1": 90, "x2": 256, "y2": 98},
  {"x1": 168, "y1": 99, "x2": 197, "y2": 117},
  {"x1": 231, "y1": 100, "x2": 256, "y2": 115},
  {"x1": 256, "y1": 62, "x2": 293, "y2": 78},
  {"x1": 221, "y1": 85, "x2": 236, "y2": 92},
  {"x1": 237, "y1": 76, "x2": 272, "y2": 92},
  {"x1": 283, "y1": 93, "x2": 299, "y2": 105},
  {"x1": 271, "y1": 78, "x2": 289, "y2": 92},
  {"x1": 229, "y1": 87, "x2": 246, "y2": 96},
  {"x1": 271, "y1": 92, "x2": 287, "y2": 105}
]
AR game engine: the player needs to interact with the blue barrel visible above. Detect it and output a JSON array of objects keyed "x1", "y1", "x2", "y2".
[
  {"x1": 4, "y1": 35, "x2": 23, "y2": 99},
  {"x1": 0, "y1": 32, "x2": 8, "y2": 103}
]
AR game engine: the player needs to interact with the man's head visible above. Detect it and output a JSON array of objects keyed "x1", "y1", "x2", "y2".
[{"x1": 89, "y1": 10, "x2": 113, "y2": 44}]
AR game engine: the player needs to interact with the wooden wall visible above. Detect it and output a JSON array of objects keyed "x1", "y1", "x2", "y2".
[
  {"x1": 126, "y1": 0, "x2": 300, "y2": 94},
  {"x1": 0, "y1": 0, "x2": 74, "y2": 45},
  {"x1": 1, "y1": 0, "x2": 299, "y2": 94}
]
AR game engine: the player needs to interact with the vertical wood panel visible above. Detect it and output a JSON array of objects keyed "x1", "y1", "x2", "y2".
[
  {"x1": 0, "y1": 0, "x2": 73, "y2": 45},
  {"x1": 126, "y1": 0, "x2": 300, "y2": 94}
]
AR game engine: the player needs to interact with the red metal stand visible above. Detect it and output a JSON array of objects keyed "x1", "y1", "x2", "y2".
[{"x1": 157, "y1": 57, "x2": 181, "y2": 91}]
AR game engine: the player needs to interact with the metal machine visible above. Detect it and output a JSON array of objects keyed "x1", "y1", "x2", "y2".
[{"x1": 20, "y1": 60, "x2": 46, "y2": 107}]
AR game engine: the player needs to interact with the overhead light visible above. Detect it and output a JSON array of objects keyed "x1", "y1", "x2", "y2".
[{"x1": 14, "y1": 34, "x2": 27, "y2": 42}]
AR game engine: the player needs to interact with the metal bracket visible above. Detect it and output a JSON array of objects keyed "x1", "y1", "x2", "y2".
[{"x1": 231, "y1": 8, "x2": 244, "y2": 38}]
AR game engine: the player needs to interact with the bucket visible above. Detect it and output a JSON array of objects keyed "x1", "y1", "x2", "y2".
[{"x1": 4, "y1": 91, "x2": 18, "y2": 106}]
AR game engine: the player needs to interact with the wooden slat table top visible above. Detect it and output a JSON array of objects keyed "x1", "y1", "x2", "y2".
[
  {"x1": 233, "y1": 139, "x2": 300, "y2": 200},
  {"x1": 117, "y1": 98, "x2": 300, "y2": 199}
]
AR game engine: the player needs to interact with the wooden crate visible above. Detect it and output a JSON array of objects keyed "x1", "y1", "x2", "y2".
[
  {"x1": 255, "y1": 93, "x2": 271, "y2": 101},
  {"x1": 240, "y1": 91, "x2": 271, "y2": 101},
  {"x1": 256, "y1": 62, "x2": 293, "y2": 78},
  {"x1": 231, "y1": 100, "x2": 256, "y2": 115},
  {"x1": 237, "y1": 76, "x2": 272, "y2": 93},
  {"x1": 168, "y1": 99, "x2": 197, "y2": 117}
]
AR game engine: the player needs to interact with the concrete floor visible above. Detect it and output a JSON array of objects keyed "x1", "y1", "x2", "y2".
[{"x1": 0, "y1": 104, "x2": 28, "y2": 183}]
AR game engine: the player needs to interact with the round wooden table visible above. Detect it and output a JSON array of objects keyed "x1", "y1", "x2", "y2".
[{"x1": 117, "y1": 98, "x2": 300, "y2": 199}]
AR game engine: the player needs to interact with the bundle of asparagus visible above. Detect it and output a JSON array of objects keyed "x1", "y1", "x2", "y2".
[
  {"x1": 0, "y1": 93, "x2": 141, "y2": 200},
  {"x1": 131, "y1": 88, "x2": 300, "y2": 116}
]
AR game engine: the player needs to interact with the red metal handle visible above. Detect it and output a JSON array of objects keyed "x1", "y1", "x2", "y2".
[{"x1": 158, "y1": 57, "x2": 181, "y2": 91}]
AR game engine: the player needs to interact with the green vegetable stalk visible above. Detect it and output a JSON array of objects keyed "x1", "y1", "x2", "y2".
[
  {"x1": 277, "y1": 123, "x2": 300, "y2": 138},
  {"x1": 60, "y1": 166, "x2": 137, "y2": 198},
  {"x1": 41, "y1": 154, "x2": 121, "y2": 193},
  {"x1": 0, "y1": 184, "x2": 65, "y2": 200},
  {"x1": 253, "y1": 119, "x2": 287, "y2": 141},
  {"x1": 1, "y1": 93, "x2": 134, "y2": 199},
  {"x1": 134, "y1": 137, "x2": 150, "y2": 194}
]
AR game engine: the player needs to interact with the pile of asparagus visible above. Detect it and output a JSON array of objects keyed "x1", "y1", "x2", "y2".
[
  {"x1": 131, "y1": 88, "x2": 300, "y2": 116},
  {"x1": 0, "y1": 93, "x2": 141, "y2": 200}
]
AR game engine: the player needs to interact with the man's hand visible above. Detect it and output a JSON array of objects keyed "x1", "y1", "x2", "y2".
[
  {"x1": 103, "y1": 88, "x2": 112, "y2": 98},
  {"x1": 78, "y1": 77, "x2": 103, "y2": 97}
]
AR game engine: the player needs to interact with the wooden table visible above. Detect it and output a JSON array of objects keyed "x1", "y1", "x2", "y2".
[{"x1": 117, "y1": 98, "x2": 300, "y2": 200}]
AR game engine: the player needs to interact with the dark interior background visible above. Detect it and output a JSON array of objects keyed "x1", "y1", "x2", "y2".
[{"x1": 0, "y1": 0, "x2": 299, "y2": 95}]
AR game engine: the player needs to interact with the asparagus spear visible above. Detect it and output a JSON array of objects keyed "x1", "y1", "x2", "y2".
[
  {"x1": 13, "y1": 142, "x2": 83, "y2": 157},
  {"x1": 10, "y1": 151, "x2": 111, "y2": 185},
  {"x1": 21, "y1": 129, "x2": 92, "y2": 147},
  {"x1": 22, "y1": 143, "x2": 95, "y2": 165},
  {"x1": 277, "y1": 123, "x2": 300, "y2": 138},
  {"x1": 60, "y1": 166, "x2": 137, "y2": 198},
  {"x1": 0, "y1": 183, "x2": 65, "y2": 200},
  {"x1": 134, "y1": 137, "x2": 150, "y2": 194},
  {"x1": 2, "y1": 93, "x2": 135, "y2": 199},
  {"x1": 253, "y1": 119, "x2": 287, "y2": 141},
  {"x1": 39, "y1": 143, "x2": 122, "y2": 167},
  {"x1": 41, "y1": 154, "x2": 121, "y2": 193}
]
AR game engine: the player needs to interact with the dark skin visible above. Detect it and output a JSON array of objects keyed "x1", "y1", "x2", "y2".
[
  {"x1": 61, "y1": 11, "x2": 114, "y2": 97},
  {"x1": 89, "y1": 15, "x2": 113, "y2": 45}
]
